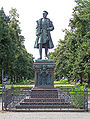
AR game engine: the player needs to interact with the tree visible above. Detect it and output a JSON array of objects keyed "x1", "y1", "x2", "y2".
[
  {"x1": 69, "y1": 0, "x2": 90, "y2": 84},
  {"x1": 8, "y1": 8, "x2": 34, "y2": 82},
  {"x1": 0, "y1": 8, "x2": 34, "y2": 83},
  {"x1": 49, "y1": 0, "x2": 90, "y2": 84},
  {"x1": 0, "y1": 7, "x2": 15, "y2": 82}
]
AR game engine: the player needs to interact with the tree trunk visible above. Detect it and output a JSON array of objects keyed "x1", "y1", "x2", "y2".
[
  {"x1": 88, "y1": 74, "x2": 90, "y2": 84},
  {"x1": 80, "y1": 74, "x2": 83, "y2": 85},
  {"x1": 0, "y1": 76, "x2": 2, "y2": 84}
]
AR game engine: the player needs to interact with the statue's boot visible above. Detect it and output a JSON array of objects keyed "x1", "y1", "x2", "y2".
[
  {"x1": 39, "y1": 44, "x2": 42, "y2": 59},
  {"x1": 45, "y1": 45, "x2": 48, "y2": 58},
  {"x1": 40, "y1": 51, "x2": 42, "y2": 59}
]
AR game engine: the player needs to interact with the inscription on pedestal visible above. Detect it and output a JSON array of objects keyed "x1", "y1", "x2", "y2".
[
  {"x1": 34, "y1": 60, "x2": 55, "y2": 88},
  {"x1": 36, "y1": 65, "x2": 52, "y2": 86}
]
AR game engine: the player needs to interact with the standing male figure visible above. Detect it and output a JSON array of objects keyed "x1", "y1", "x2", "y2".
[{"x1": 34, "y1": 11, "x2": 54, "y2": 59}]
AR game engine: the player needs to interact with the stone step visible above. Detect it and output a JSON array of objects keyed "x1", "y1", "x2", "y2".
[
  {"x1": 16, "y1": 104, "x2": 74, "y2": 109},
  {"x1": 20, "y1": 102, "x2": 69, "y2": 105},
  {"x1": 31, "y1": 95, "x2": 58, "y2": 98},
  {"x1": 31, "y1": 88, "x2": 58, "y2": 98},
  {"x1": 24, "y1": 98, "x2": 65, "y2": 102}
]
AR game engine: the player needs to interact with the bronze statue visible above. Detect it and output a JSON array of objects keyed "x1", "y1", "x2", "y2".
[{"x1": 34, "y1": 11, "x2": 54, "y2": 59}]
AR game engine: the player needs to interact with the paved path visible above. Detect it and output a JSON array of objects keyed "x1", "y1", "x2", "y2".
[
  {"x1": 0, "y1": 111, "x2": 90, "y2": 119},
  {"x1": 0, "y1": 97, "x2": 90, "y2": 119}
]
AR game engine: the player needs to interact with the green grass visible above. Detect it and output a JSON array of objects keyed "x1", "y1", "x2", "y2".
[
  {"x1": 54, "y1": 79, "x2": 69, "y2": 84},
  {"x1": 0, "y1": 84, "x2": 30, "y2": 96},
  {"x1": 54, "y1": 84, "x2": 74, "y2": 87},
  {"x1": 0, "y1": 83, "x2": 90, "y2": 97},
  {"x1": 54, "y1": 84, "x2": 74, "y2": 89},
  {"x1": 88, "y1": 88, "x2": 90, "y2": 96},
  {"x1": 54, "y1": 84, "x2": 90, "y2": 96},
  {"x1": 13, "y1": 78, "x2": 34, "y2": 85},
  {"x1": 0, "y1": 86, "x2": 2, "y2": 95}
]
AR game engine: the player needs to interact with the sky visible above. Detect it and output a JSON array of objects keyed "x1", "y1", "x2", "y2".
[{"x1": 0, "y1": 0, "x2": 76, "y2": 59}]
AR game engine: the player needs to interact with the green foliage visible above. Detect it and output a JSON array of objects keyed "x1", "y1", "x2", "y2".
[
  {"x1": 74, "y1": 82, "x2": 84, "y2": 91},
  {"x1": 0, "y1": 8, "x2": 34, "y2": 83},
  {"x1": 70, "y1": 83, "x2": 85, "y2": 108},
  {"x1": 54, "y1": 79, "x2": 69, "y2": 84},
  {"x1": 59, "y1": 79, "x2": 69, "y2": 84},
  {"x1": 0, "y1": 86, "x2": 2, "y2": 95},
  {"x1": 55, "y1": 85, "x2": 74, "y2": 92},
  {"x1": 49, "y1": 0, "x2": 90, "y2": 84},
  {"x1": 13, "y1": 78, "x2": 34, "y2": 85},
  {"x1": 70, "y1": 91, "x2": 84, "y2": 108}
]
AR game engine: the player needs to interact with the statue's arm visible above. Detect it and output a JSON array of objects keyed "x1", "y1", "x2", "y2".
[
  {"x1": 36, "y1": 27, "x2": 40, "y2": 36},
  {"x1": 47, "y1": 20, "x2": 54, "y2": 31},
  {"x1": 36, "y1": 20, "x2": 41, "y2": 36}
]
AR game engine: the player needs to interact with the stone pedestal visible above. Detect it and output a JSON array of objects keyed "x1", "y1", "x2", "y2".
[
  {"x1": 34, "y1": 59, "x2": 55, "y2": 88},
  {"x1": 31, "y1": 59, "x2": 58, "y2": 98}
]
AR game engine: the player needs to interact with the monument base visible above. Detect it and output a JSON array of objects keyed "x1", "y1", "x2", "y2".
[
  {"x1": 33, "y1": 59, "x2": 55, "y2": 87},
  {"x1": 16, "y1": 59, "x2": 67, "y2": 110},
  {"x1": 31, "y1": 59, "x2": 58, "y2": 98}
]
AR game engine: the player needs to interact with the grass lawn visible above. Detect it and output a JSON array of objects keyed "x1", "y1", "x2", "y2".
[
  {"x1": 54, "y1": 84, "x2": 74, "y2": 90},
  {"x1": 88, "y1": 88, "x2": 90, "y2": 96},
  {"x1": 0, "y1": 86, "x2": 2, "y2": 95},
  {"x1": 54, "y1": 84, "x2": 90, "y2": 96},
  {"x1": 54, "y1": 84, "x2": 74, "y2": 87},
  {"x1": 0, "y1": 83, "x2": 90, "y2": 97},
  {"x1": 0, "y1": 84, "x2": 30, "y2": 96}
]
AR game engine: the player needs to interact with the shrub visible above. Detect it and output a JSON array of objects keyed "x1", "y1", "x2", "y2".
[{"x1": 59, "y1": 79, "x2": 69, "y2": 84}]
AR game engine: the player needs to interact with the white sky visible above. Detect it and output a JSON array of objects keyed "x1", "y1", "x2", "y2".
[{"x1": 0, "y1": 0, "x2": 76, "y2": 59}]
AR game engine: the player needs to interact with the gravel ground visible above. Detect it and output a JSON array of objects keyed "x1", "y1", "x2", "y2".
[
  {"x1": 0, "y1": 97, "x2": 90, "y2": 119},
  {"x1": 0, "y1": 111, "x2": 90, "y2": 119}
]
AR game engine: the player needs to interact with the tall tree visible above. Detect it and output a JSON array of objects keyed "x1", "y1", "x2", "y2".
[
  {"x1": 69, "y1": 0, "x2": 90, "y2": 83},
  {"x1": 0, "y1": 7, "x2": 15, "y2": 82},
  {"x1": 49, "y1": 0, "x2": 90, "y2": 84},
  {"x1": 0, "y1": 8, "x2": 34, "y2": 83}
]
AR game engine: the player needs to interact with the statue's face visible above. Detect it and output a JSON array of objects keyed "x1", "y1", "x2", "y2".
[{"x1": 43, "y1": 12, "x2": 47, "y2": 18}]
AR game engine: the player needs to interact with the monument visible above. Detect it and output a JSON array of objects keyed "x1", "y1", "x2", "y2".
[
  {"x1": 16, "y1": 11, "x2": 69, "y2": 110},
  {"x1": 15, "y1": 11, "x2": 87, "y2": 111},
  {"x1": 31, "y1": 11, "x2": 58, "y2": 98}
]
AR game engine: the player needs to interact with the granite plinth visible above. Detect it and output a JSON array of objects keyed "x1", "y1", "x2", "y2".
[
  {"x1": 31, "y1": 59, "x2": 58, "y2": 98},
  {"x1": 33, "y1": 59, "x2": 55, "y2": 88}
]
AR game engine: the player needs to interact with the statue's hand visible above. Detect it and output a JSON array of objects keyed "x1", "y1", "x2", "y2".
[
  {"x1": 47, "y1": 28, "x2": 50, "y2": 31},
  {"x1": 47, "y1": 26, "x2": 54, "y2": 31}
]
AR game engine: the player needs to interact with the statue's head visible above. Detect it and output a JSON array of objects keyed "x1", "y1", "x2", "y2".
[{"x1": 43, "y1": 11, "x2": 48, "y2": 18}]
